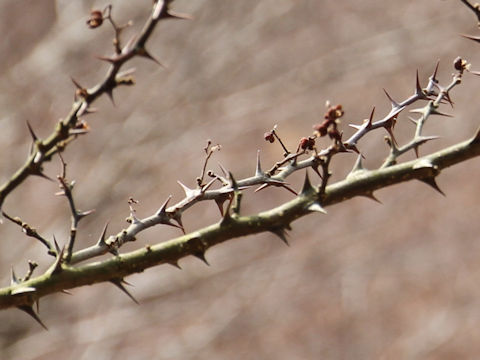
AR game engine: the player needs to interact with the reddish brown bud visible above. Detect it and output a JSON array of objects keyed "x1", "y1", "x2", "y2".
[
  {"x1": 264, "y1": 131, "x2": 275, "y2": 143},
  {"x1": 313, "y1": 123, "x2": 328, "y2": 137},
  {"x1": 299, "y1": 137, "x2": 309, "y2": 150},
  {"x1": 327, "y1": 127, "x2": 342, "y2": 141},
  {"x1": 87, "y1": 10, "x2": 104, "y2": 29},
  {"x1": 453, "y1": 57, "x2": 469, "y2": 72},
  {"x1": 298, "y1": 137, "x2": 315, "y2": 151}
]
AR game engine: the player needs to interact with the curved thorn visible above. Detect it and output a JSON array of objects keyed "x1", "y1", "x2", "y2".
[
  {"x1": 419, "y1": 177, "x2": 445, "y2": 196},
  {"x1": 193, "y1": 251, "x2": 210, "y2": 266},
  {"x1": 362, "y1": 192, "x2": 382, "y2": 204}
]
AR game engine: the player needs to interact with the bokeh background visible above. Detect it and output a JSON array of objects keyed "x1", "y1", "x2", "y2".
[{"x1": 1, "y1": 1, "x2": 480, "y2": 359}]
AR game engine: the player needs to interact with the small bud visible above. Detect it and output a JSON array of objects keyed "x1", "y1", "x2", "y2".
[
  {"x1": 313, "y1": 123, "x2": 328, "y2": 137},
  {"x1": 328, "y1": 127, "x2": 342, "y2": 141},
  {"x1": 453, "y1": 57, "x2": 469, "y2": 72},
  {"x1": 264, "y1": 131, "x2": 275, "y2": 143},
  {"x1": 299, "y1": 137, "x2": 315, "y2": 150},
  {"x1": 299, "y1": 137, "x2": 309, "y2": 150},
  {"x1": 87, "y1": 10, "x2": 104, "y2": 29}
]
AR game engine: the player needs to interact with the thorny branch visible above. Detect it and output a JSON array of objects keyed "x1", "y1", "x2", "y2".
[
  {"x1": 1, "y1": 0, "x2": 480, "y2": 329},
  {"x1": 0, "y1": 0, "x2": 183, "y2": 212}
]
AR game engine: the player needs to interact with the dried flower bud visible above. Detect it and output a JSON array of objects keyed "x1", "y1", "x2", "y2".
[
  {"x1": 327, "y1": 127, "x2": 342, "y2": 141},
  {"x1": 299, "y1": 137, "x2": 309, "y2": 150},
  {"x1": 334, "y1": 104, "x2": 344, "y2": 118},
  {"x1": 298, "y1": 137, "x2": 315, "y2": 151},
  {"x1": 313, "y1": 123, "x2": 328, "y2": 137},
  {"x1": 87, "y1": 10, "x2": 104, "y2": 29},
  {"x1": 264, "y1": 131, "x2": 275, "y2": 143},
  {"x1": 453, "y1": 57, "x2": 469, "y2": 72},
  {"x1": 324, "y1": 104, "x2": 344, "y2": 122}
]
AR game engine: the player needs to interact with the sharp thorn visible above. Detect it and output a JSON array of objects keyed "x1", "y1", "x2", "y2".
[
  {"x1": 415, "y1": 70, "x2": 425, "y2": 98},
  {"x1": 51, "y1": 246, "x2": 65, "y2": 274},
  {"x1": 280, "y1": 183, "x2": 298, "y2": 196},
  {"x1": 193, "y1": 251, "x2": 210, "y2": 266},
  {"x1": 218, "y1": 162, "x2": 229, "y2": 177},
  {"x1": 137, "y1": 48, "x2": 165, "y2": 68},
  {"x1": 460, "y1": 33, "x2": 480, "y2": 43},
  {"x1": 177, "y1": 181, "x2": 193, "y2": 196},
  {"x1": 53, "y1": 235, "x2": 61, "y2": 253},
  {"x1": 77, "y1": 209, "x2": 96, "y2": 220},
  {"x1": 97, "y1": 222, "x2": 109, "y2": 246},
  {"x1": 110, "y1": 279, "x2": 139, "y2": 304},
  {"x1": 383, "y1": 89, "x2": 400, "y2": 108},
  {"x1": 173, "y1": 213, "x2": 185, "y2": 234},
  {"x1": 349, "y1": 155, "x2": 365, "y2": 174},
  {"x1": 155, "y1": 195, "x2": 172, "y2": 216},
  {"x1": 201, "y1": 177, "x2": 217, "y2": 192},
  {"x1": 31, "y1": 170, "x2": 54, "y2": 182},
  {"x1": 105, "y1": 89, "x2": 115, "y2": 106},
  {"x1": 18, "y1": 305, "x2": 48, "y2": 330},
  {"x1": 431, "y1": 60, "x2": 440, "y2": 81},
  {"x1": 270, "y1": 227, "x2": 289, "y2": 246},
  {"x1": 300, "y1": 170, "x2": 315, "y2": 195},
  {"x1": 307, "y1": 202, "x2": 327, "y2": 214},
  {"x1": 26, "y1": 120, "x2": 38, "y2": 141},
  {"x1": 70, "y1": 77, "x2": 83, "y2": 90},
  {"x1": 166, "y1": 10, "x2": 194, "y2": 20},
  {"x1": 255, "y1": 150, "x2": 263, "y2": 177},
  {"x1": 96, "y1": 55, "x2": 117, "y2": 64},
  {"x1": 11, "y1": 268, "x2": 18, "y2": 285},
  {"x1": 192, "y1": 252, "x2": 210, "y2": 266},
  {"x1": 228, "y1": 171, "x2": 238, "y2": 190},
  {"x1": 168, "y1": 260, "x2": 182, "y2": 269},
  {"x1": 419, "y1": 177, "x2": 445, "y2": 196},
  {"x1": 362, "y1": 192, "x2": 382, "y2": 203},
  {"x1": 431, "y1": 108, "x2": 453, "y2": 117},
  {"x1": 11, "y1": 286, "x2": 37, "y2": 295},
  {"x1": 254, "y1": 183, "x2": 269, "y2": 193},
  {"x1": 408, "y1": 116, "x2": 419, "y2": 125},
  {"x1": 367, "y1": 107, "x2": 375, "y2": 127},
  {"x1": 312, "y1": 164, "x2": 323, "y2": 179}
]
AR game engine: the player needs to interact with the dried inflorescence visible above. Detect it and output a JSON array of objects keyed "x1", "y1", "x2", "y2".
[{"x1": 1, "y1": 0, "x2": 480, "y2": 329}]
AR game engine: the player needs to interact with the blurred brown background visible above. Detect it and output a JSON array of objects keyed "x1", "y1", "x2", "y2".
[{"x1": 1, "y1": 1, "x2": 480, "y2": 359}]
